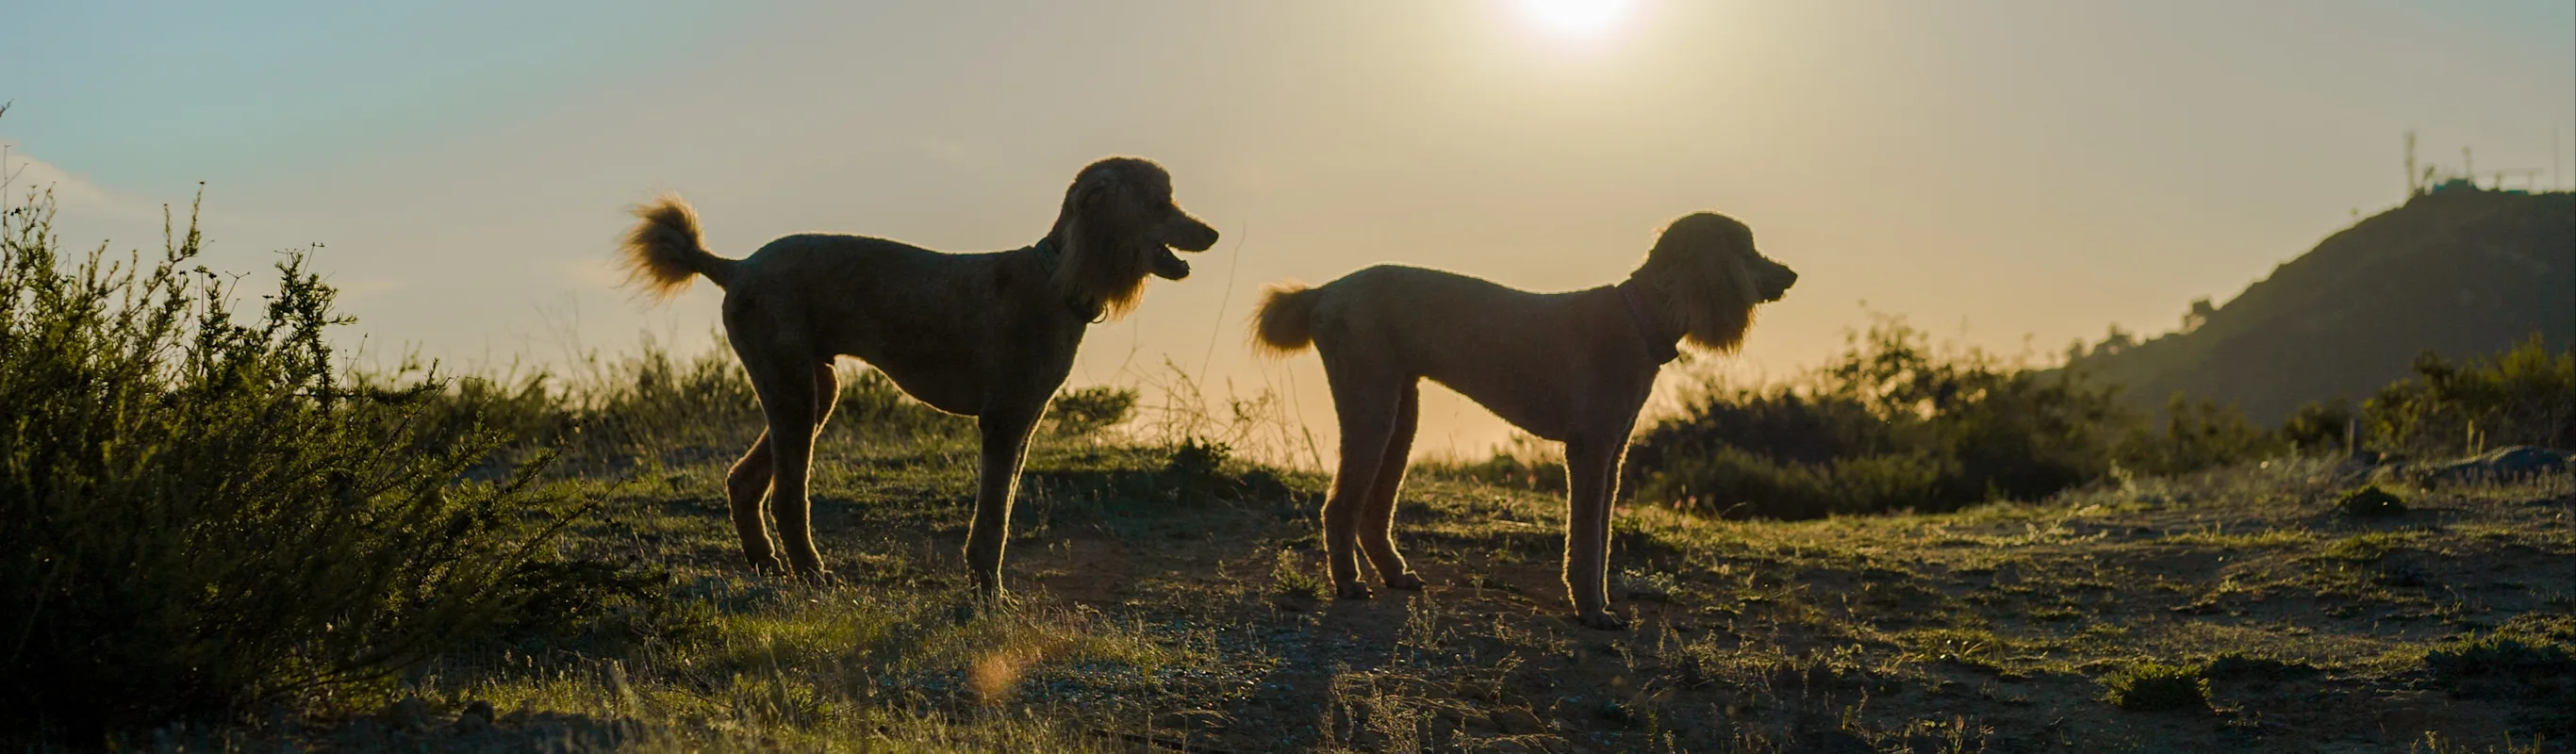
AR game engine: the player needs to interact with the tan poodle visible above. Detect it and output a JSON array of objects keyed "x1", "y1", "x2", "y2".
[
  {"x1": 1251, "y1": 212, "x2": 1795, "y2": 629},
  {"x1": 618, "y1": 157, "x2": 1217, "y2": 598}
]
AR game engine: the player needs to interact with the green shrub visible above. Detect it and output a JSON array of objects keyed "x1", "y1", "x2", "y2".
[
  {"x1": 1048, "y1": 385, "x2": 1139, "y2": 435},
  {"x1": 2365, "y1": 335, "x2": 2576, "y2": 455},
  {"x1": 2336, "y1": 485, "x2": 2408, "y2": 518},
  {"x1": 0, "y1": 191, "x2": 580, "y2": 739},
  {"x1": 1271, "y1": 549, "x2": 1327, "y2": 600},
  {"x1": 1164, "y1": 435, "x2": 1233, "y2": 488},
  {"x1": 831, "y1": 366, "x2": 969, "y2": 437},
  {"x1": 2424, "y1": 634, "x2": 2574, "y2": 683},
  {"x1": 412, "y1": 345, "x2": 977, "y2": 473},
  {"x1": 1621, "y1": 323, "x2": 2576, "y2": 523},
  {"x1": 1413, "y1": 433, "x2": 1567, "y2": 493},
  {"x1": 2280, "y1": 399, "x2": 2358, "y2": 454},
  {"x1": 1639, "y1": 446, "x2": 1951, "y2": 519},
  {"x1": 2103, "y1": 662, "x2": 2210, "y2": 712},
  {"x1": 2423, "y1": 617, "x2": 2576, "y2": 702},
  {"x1": 2115, "y1": 394, "x2": 2282, "y2": 475},
  {"x1": 413, "y1": 343, "x2": 1136, "y2": 473},
  {"x1": 1627, "y1": 319, "x2": 2127, "y2": 518}
]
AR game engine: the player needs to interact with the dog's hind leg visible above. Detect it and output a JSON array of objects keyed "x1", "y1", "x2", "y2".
[
  {"x1": 966, "y1": 400, "x2": 1045, "y2": 601},
  {"x1": 1321, "y1": 364, "x2": 1402, "y2": 599},
  {"x1": 1360, "y1": 380, "x2": 1424, "y2": 591},
  {"x1": 744, "y1": 351, "x2": 831, "y2": 579},
  {"x1": 1561, "y1": 438, "x2": 1628, "y2": 630},
  {"x1": 725, "y1": 432, "x2": 783, "y2": 573}
]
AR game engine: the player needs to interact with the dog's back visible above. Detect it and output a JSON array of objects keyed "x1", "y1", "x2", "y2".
[
  {"x1": 729, "y1": 233, "x2": 998, "y2": 308},
  {"x1": 1254, "y1": 265, "x2": 1650, "y2": 440},
  {"x1": 1280, "y1": 265, "x2": 1569, "y2": 347},
  {"x1": 722, "y1": 234, "x2": 1084, "y2": 414}
]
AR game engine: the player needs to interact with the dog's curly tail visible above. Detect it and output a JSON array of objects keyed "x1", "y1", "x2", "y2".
[
  {"x1": 619, "y1": 193, "x2": 738, "y2": 300},
  {"x1": 1250, "y1": 282, "x2": 1322, "y2": 356}
]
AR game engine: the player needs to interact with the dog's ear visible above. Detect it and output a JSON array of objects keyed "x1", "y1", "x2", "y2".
[
  {"x1": 1638, "y1": 212, "x2": 1762, "y2": 353},
  {"x1": 1053, "y1": 161, "x2": 1150, "y2": 318},
  {"x1": 1645, "y1": 217, "x2": 1700, "y2": 259},
  {"x1": 1072, "y1": 168, "x2": 1121, "y2": 212}
]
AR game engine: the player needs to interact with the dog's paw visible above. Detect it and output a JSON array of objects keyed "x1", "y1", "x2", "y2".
[
  {"x1": 953, "y1": 587, "x2": 1016, "y2": 624},
  {"x1": 1384, "y1": 571, "x2": 1427, "y2": 591},
  {"x1": 1577, "y1": 610, "x2": 1629, "y2": 631},
  {"x1": 1335, "y1": 582, "x2": 1375, "y2": 599}
]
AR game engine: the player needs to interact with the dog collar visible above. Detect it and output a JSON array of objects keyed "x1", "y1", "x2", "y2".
[
  {"x1": 1029, "y1": 238, "x2": 1107, "y2": 321},
  {"x1": 1616, "y1": 280, "x2": 1681, "y2": 365}
]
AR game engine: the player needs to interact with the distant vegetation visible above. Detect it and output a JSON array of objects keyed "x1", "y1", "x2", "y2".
[
  {"x1": 388, "y1": 332, "x2": 1142, "y2": 479},
  {"x1": 1623, "y1": 319, "x2": 2127, "y2": 519},
  {"x1": 2069, "y1": 188, "x2": 2573, "y2": 426},
  {"x1": 2359, "y1": 334, "x2": 2576, "y2": 455},
  {"x1": 1612, "y1": 317, "x2": 2271, "y2": 519},
  {"x1": 1605, "y1": 320, "x2": 2570, "y2": 520}
]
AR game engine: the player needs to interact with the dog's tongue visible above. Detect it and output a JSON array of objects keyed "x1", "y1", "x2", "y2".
[{"x1": 1150, "y1": 247, "x2": 1191, "y2": 280}]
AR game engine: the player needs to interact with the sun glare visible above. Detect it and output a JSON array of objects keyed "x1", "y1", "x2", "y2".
[{"x1": 1514, "y1": 0, "x2": 1637, "y2": 40}]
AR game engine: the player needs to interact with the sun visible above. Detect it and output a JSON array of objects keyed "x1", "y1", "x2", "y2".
[{"x1": 1513, "y1": 0, "x2": 1638, "y2": 40}]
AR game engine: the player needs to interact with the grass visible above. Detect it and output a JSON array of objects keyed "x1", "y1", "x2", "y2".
[
  {"x1": 136, "y1": 433, "x2": 2550, "y2": 753},
  {"x1": 2102, "y1": 663, "x2": 2209, "y2": 712},
  {"x1": 1271, "y1": 548, "x2": 1329, "y2": 601}
]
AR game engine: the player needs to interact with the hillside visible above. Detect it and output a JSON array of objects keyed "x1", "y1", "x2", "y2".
[{"x1": 2072, "y1": 188, "x2": 2575, "y2": 425}]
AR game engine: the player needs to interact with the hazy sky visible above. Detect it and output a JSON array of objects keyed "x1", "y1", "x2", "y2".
[{"x1": 8, "y1": 0, "x2": 2572, "y2": 459}]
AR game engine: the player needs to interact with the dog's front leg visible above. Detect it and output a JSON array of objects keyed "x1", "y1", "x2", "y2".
[
  {"x1": 966, "y1": 402, "x2": 1043, "y2": 601},
  {"x1": 1561, "y1": 438, "x2": 1627, "y2": 630}
]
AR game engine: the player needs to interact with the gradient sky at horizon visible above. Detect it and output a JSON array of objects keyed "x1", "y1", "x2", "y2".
[{"x1": 7, "y1": 0, "x2": 2572, "y2": 458}]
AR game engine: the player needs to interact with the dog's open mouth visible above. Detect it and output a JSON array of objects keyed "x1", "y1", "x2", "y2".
[{"x1": 1151, "y1": 245, "x2": 1192, "y2": 280}]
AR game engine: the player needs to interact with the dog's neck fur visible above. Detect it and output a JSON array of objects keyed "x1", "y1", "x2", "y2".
[
  {"x1": 1028, "y1": 237, "x2": 1108, "y2": 321},
  {"x1": 1624, "y1": 268, "x2": 1754, "y2": 355},
  {"x1": 1613, "y1": 279, "x2": 1683, "y2": 365}
]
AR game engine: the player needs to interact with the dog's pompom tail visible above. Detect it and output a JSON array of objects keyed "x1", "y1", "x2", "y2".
[
  {"x1": 619, "y1": 193, "x2": 738, "y2": 301},
  {"x1": 1250, "y1": 281, "x2": 1322, "y2": 356}
]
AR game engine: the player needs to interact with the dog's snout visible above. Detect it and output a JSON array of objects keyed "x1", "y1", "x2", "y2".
[
  {"x1": 1172, "y1": 219, "x2": 1219, "y2": 253},
  {"x1": 1759, "y1": 261, "x2": 1797, "y2": 303}
]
